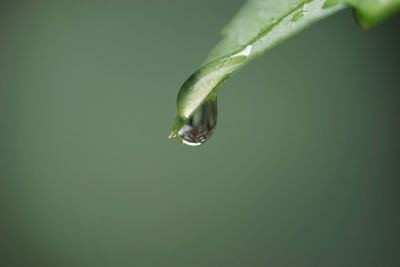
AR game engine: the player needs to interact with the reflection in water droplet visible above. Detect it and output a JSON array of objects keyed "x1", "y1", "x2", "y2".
[{"x1": 177, "y1": 99, "x2": 217, "y2": 146}]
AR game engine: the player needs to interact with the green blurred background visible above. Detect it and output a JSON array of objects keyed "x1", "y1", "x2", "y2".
[{"x1": 0, "y1": 1, "x2": 399, "y2": 266}]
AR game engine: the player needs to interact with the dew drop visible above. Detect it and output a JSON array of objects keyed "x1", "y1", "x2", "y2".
[
  {"x1": 323, "y1": 0, "x2": 340, "y2": 9},
  {"x1": 177, "y1": 99, "x2": 217, "y2": 146},
  {"x1": 291, "y1": 11, "x2": 305, "y2": 22}
]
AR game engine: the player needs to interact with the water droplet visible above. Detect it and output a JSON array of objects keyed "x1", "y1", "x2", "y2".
[
  {"x1": 323, "y1": 0, "x2": 340, "y2": 9},
  {"x1": 176, "y1": 99, "x2": 217, "y2": 146},
  {"x1": 291, "y1": 11, "x2": 305, "y2": 22}
]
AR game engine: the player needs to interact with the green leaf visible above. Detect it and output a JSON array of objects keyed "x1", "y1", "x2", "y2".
[
  {"x1": 346, "y1": 0, "x2": 400, "y2": 27},
  {"x1": 205, "y1": 0, "x2": 344, "y2": 64},
  {"x1": 169, "y1": 0, "x2": 400, "y2": 140}
]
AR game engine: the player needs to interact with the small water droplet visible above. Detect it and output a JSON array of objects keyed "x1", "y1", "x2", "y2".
[
  {"x1": 323, "y1": 0, "x2": 340, "y2": 9},
  {"x1": 177, "y1": 99, "x2": 217, "y2": 146},
  {"x1": 292, "y1": 11, "x2": 305, "y2": 22}
]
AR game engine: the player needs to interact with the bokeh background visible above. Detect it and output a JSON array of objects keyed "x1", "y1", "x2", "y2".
[{"x1": 1, "y1": 1, "x2": 399, "y2": 266}]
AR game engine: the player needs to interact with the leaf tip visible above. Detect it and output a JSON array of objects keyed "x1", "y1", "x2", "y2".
[{"x1": 168, "y1": 131, "x2": 177, "y2": 139}]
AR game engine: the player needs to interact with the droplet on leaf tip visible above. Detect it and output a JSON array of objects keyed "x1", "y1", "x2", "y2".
[{"x1": 175, "y1": 99, "x2": 218, "y2": 147}]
